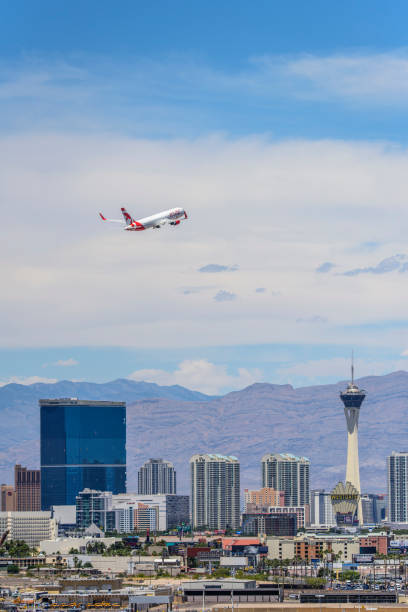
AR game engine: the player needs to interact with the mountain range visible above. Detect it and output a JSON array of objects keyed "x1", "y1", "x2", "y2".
[{"x1": 1, "y1": 371, "x2": 407, "y2": 495}]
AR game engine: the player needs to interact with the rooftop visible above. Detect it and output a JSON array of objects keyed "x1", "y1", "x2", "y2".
[
  {"x1": 190, "y1": 453, "x2": 239, "y2": 462},
  {"x1": 39, "y1": 398, "x2": 125, "y2": 406},
  {"x1": 262, "y1": 453, "x2": 310, "y2": 463}
]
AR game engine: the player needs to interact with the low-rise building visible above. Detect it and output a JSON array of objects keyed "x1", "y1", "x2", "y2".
[
  {"x1": 39, "y1": 536, "x2": 118, "y2": 555},
  {"x1": 267, "y1": 537, "x2": 295, "y2": 561},
  {"x1": 222, "y1": 537, "x2": 260, "y2": 551},
  {"x1": 181, "y1": 580, "x2": 280, "y2": 603},
  {"x1": 0, "y1": 485, "x2": 16, "y2": 511},
  {"x1": 75, "y1": 490, "x2": 189, "y2": 532},
  {"x1": 59, "y1": 577, "x2": 123, "y2": 592},
  {"x1": 244, "y1": 487, "x2": 285, "y2": 512},
  {"x1": 76, "y1": 489, "x2": 113, "y2": 529},
  {"x1": 129, "y1": 593, "x2": 173, "y2": 611},
  {"x1": 0, "y1": 556, "x2": 46, "y2": 568},
  {"x1": 219, "y1": 556, "x2": 248, "y2": 568},
  {"x1": 63, "y1": 554, "x2": 183, "y2": 574},
  {"x1": 0, "y1": 511, "x2": 56, "y2": 546},
  {"x1": 360, "y1": 534, "x2": 389, "y2": 555},
  {"x1": 268, "y1": 505, "x2": 309, "y2": 529},
  {"x1": 51, "y1": 505, "x2": 76, "y2": 535},
  {"x1": 242, "y1": 513, "x2": 297, "y2": 536},
  {"x1": 267, "y1": 534, "x2": 360, "y2": 563}
]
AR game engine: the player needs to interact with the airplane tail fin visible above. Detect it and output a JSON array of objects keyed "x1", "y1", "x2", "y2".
[{"x1": 121, "y1": 207, "x2": 134, "y2": 225}]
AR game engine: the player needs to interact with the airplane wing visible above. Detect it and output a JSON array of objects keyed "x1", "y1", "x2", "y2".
[{"x1": 99, "y1": 212, "x2": 126, "y2": 224}]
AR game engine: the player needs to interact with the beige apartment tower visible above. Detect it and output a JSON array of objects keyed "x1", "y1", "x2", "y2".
[
  {"x1": 261, "y1": 453, "x2": 310, "y2": 507},
  {"x1": 190, "y1": 454, "x2": 240, "y2": 530}
]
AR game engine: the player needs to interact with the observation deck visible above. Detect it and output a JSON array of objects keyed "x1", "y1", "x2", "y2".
[{"x1": 340, "y1": 381, "x2": 366, "y2": 408}]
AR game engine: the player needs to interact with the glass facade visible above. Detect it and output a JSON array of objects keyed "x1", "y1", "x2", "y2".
[{"x1": 40, "y1": 399, "x2": 126, "y2": 509}]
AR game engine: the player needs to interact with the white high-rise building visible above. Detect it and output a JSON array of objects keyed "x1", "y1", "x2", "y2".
[
  {"x1": 310, "y1": 489, "x2": 337, "y2": 527},
  {"x1": 339, "y1": 364, "x2": 366, "y2": 525},
  {"x1": 388, "y1": 452, "x2": 408, "y2": 523},
  {"x1": 138, "y1": 459, "x2": 176, "y2": 495},
  {"x1": 190, "y1": 454, "x2": 240, "y2": 530},
  {"x1": 261, "y1": 453, "x2": 310, "y2": 507},
  {"x1": 112, "y1": 493, "x2": 189, "y2": 531},
  {"x1": 0, "y1": 511, "x2": 56, "y2": 546}
]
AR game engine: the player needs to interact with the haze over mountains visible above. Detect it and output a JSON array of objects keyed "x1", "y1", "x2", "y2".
[{"x1": 1, "y1": 371, "x2": 407, "y2": 495}]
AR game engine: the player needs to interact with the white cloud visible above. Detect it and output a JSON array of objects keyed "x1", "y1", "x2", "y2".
[
  {"x1": 128, "y1": 359, "x2": 262, "y2": 395},
  {"x1": 2, "y1": 132, "x2": 408, "y2": 351},
  {"x1": 52, "y1": 358, "x2": 79, "y2": 367},
  {"x1": 0, "y1": 376, "x2": 58, "y2": 387},
  {"x1": 296, "y1": 315, "x2": 327, "y2": 324},
  {"x1": 276, "y1": 357, "x2": 408, "y2": 386},
  {"x1": 285, "y1": 51, "x2": 408, "y2": 103},
  {"x1": 2, "y1": 50, "x2": 408, "y2": 136},
  {"x1": 322, "y1": 465, "x2": 345, "y2": 475}
]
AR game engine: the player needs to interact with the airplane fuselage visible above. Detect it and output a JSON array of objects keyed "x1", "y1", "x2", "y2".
[
  {"x1": 125, "y1": 207, "x2": 187, "y2": 231},
  {"x1": 99, "y1": 206, "x2": 188, "y2": 232}
]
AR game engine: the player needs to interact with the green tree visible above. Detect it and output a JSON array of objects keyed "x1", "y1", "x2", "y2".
[
  {"x1": 339, "y1": 569, "x2": 360, "y2": 582},
  {"x1": 0, "y1": 539, "x2": 32, "y2": 558},
  {"x1": 212, "y1": 567, "x2": 231, "y2": 578},
  {"x1": 86, "y1": 541, "x2": 106, "y2": 555},
  {"x1": 305, "y1": 577, "x2": 325, "y2": 588},
  {"x1": 7, "y1": 564, "x2": 20, "y2": 574}
]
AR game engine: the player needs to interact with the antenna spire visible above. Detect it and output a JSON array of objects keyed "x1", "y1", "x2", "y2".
[{"x1": 351, "y1": 350, "x2": 354, "y2": 384}]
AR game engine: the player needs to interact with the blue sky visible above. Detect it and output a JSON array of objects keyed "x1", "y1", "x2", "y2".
[
  {"x1": 3, "y1": 1, "x2": 407, "y2": 61},
  {"x1": 2, "y1": 1, "x2": 408, "y2": 392}
]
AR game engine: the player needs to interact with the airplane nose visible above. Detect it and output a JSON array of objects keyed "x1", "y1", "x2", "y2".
[{"x1": 184, "y1": 211, "x2": 188, "y2": 219}]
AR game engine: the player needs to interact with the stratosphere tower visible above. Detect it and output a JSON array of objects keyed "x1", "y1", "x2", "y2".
[{"x1": 340, "y1": 359, "x2": 366, "y2": 525}]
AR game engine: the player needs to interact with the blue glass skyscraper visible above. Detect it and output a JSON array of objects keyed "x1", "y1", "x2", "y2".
[{"x1": 40, "y1": 398, "x2": 126, "y2": 509}]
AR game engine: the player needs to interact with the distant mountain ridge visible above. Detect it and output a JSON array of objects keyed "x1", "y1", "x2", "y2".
[
  {"x1": 1, "y1": 371, "x2": 407, "y2": 495},
  {"x1": 0, "y1": 377, "x2": 212, "y2": 403}
]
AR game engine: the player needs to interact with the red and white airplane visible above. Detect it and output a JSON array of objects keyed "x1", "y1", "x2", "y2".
[{"x1": 99, "y1": 206, "x2": 188, "y2": 231}]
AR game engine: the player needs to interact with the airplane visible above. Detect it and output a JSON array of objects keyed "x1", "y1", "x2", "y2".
[{"x1": 99, "y1": 206, "x2": 188, "y2": 231}]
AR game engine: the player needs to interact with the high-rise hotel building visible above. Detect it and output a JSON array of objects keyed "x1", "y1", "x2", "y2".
[
  {"x1": 15, "y1": 464, "x2": 41, "y2": 511},
  {"x1": 388, "y1": 451, "x2": 408, "y2": 523},
  {"x1": 261, "y1": 453, "x2": 310, "y2": 507},
  {"x1": 310, "y1": 489, "x2": 337, "y2": 528},
  {"x1": 40, "y1": 398, "x2": 126, "y2": 509},
  {"x1": 190, "y1": 453, "x2": 240, "y2": 530},
  {"x1": 138, "y1": 459, "x2": 176, "y2": 495}
]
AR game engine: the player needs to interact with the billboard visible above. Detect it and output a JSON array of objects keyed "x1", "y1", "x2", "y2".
[
  {"x1": 353, "y1": 554, "x2": 374, "y2": 564},
  {"x1": 331, "y1": 481, "x2": 359, "y2": 519}
]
